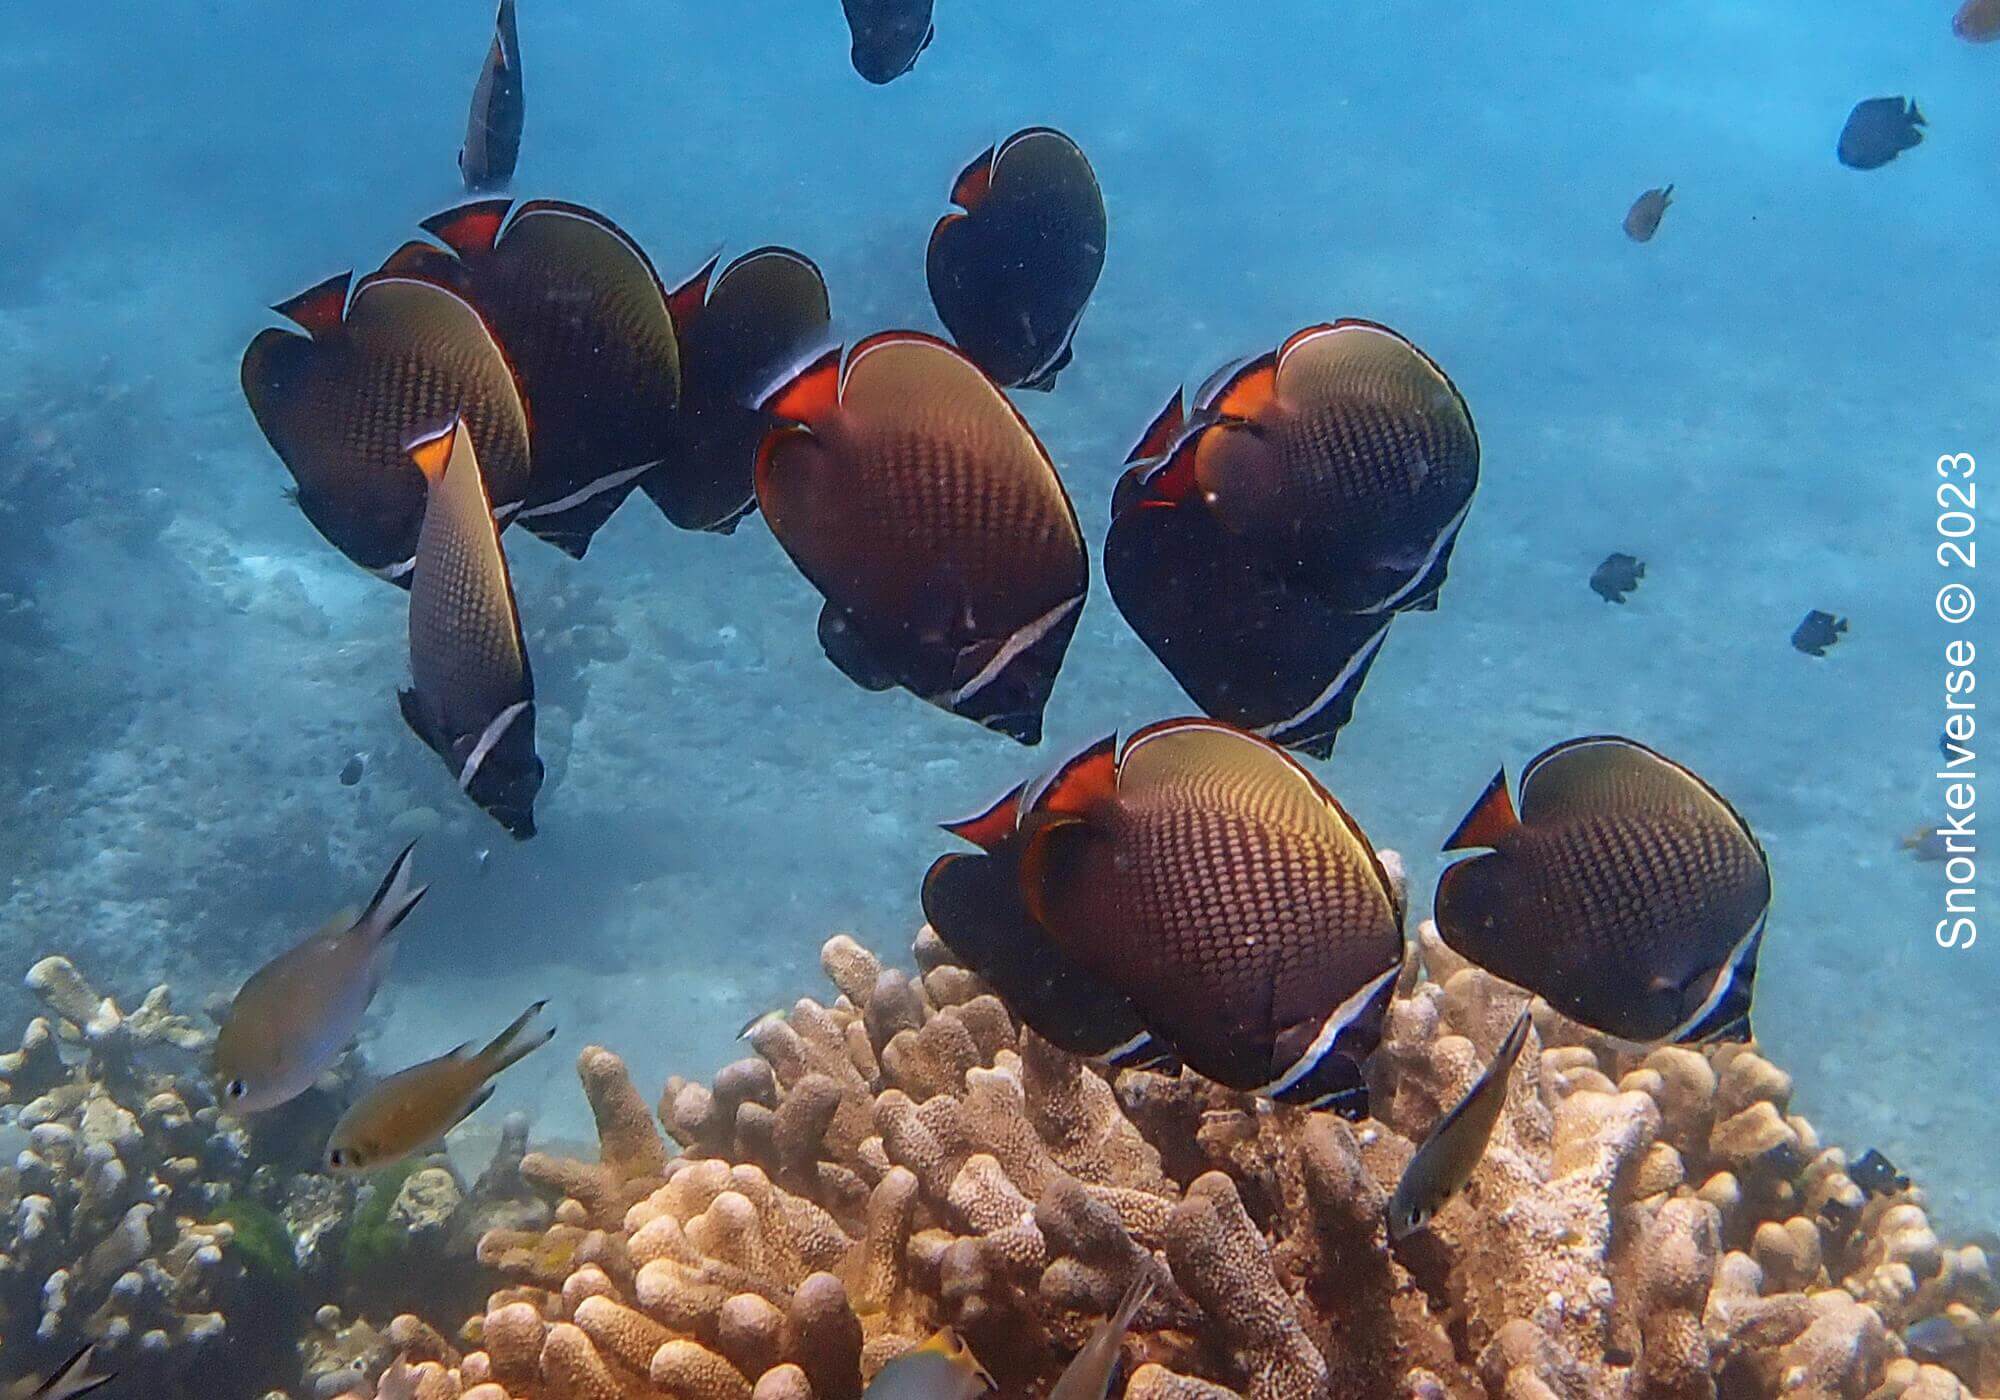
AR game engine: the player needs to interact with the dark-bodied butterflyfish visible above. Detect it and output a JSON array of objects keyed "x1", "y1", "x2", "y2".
[
  {"x1": 1106, "y1": 321, "x2": 1478, "y2": 758},
  {"x1": 241, "y1": 269, "x2": 531, "y2": 586},
  {"x1": 397, "y1": 198, "x2": 680, "y2": 557},
  {"x1": 461, "y1": 0, "x2": 523, "y2": 191},
  {"x1": 841, "y1": 0, "x2": 934, "y2": 84},
  {"x1": 1435, "y1": 736, "x2": 1770, "y2": 1047},
  {"x1": 399, "y1": 416, "x2": 543, "y2": 839},
  {"x1": 1388, "y1": 1006, "x2": 1534, "y2": 1241},
  {"x1": 754, "y1": 331, "x2": 1087, "y2": 744},
  {"x1": 644, "y1": 245, "x2": 831, "y2": 534},
  {"x1": 923, "y1": 777, "x2": 1181, "y2": 1076},
  {"x1": 927, "y1": 127, "x2": 1106, "y2": 391},
  {"x1": 934, "y1": 720, "x2": 1406, "y2": 1116}
]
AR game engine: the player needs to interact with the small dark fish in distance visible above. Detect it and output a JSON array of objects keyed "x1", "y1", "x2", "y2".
[
  {"x1": 1435, "y1": 736, "x2": 1770, "y2": 1047},
  {"x1": 1905, "y1": 1315, "x2": 1968, "y2": 1361},
  {"x1": 1955, "y1": 0, "x2": 2000, "y2": 42},
  {"x1": 399, "y1": 417, "x2": 543, "y2": 838},
  {"x1": 1837, "y1": 97, "x2": 1924, "y2": 170},
  {"x1": 462, "y1": 0, "x2": 524, "y2": 191},
  {"x1": 1902, "y1": 826, "x2": 1950, "y2": 862},
  {"x1": 1622, "y1": 185, "x2": 1673, "y2": 242},
  {"x1": 1589, "y1": 553, "x2": 1645, "y2": 603},
  {"x1": 339, "y1": 753, "x2": 366, "y2": 786},
  {"x1": 1792, "y1": 609, "x2": 1848, "y2": 656},
  {"x1": 28, "y1": 1343, "x2": 113, "y2": 1398},
  {"x1": 842, "y1": 0, "x2": 934, "y2": 84},
  {"x1": 927, "y1": 128, "x2": 1107, "y2": 390},
  {"x1": 1850, "y1": 1147, "x2": 1910, "y2": 1196},
  {"x1": 1388, "y1": 1006, "x2": 1533, "y2": 1241}
]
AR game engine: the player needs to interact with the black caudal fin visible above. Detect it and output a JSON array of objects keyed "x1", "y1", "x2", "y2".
[
  {"x1": 1265, "y1": 963, "x2": 1399, "y2": 1119},
  {"x1": 478, "y1": 999, "x2": 555, "y2": 1074},
  {"x1": 1442, "y1": 768, "x2": 1519, "y2": 851},
  {"x1": 921, "y1": 850, "x2": 1170, "y2": 1067},
  {"x1": 357, "y1": 839, "x2": 429, "y2": 944},
  {"x1": 1016, "y1": 342, "x2": 1071, "y2": 392},
  {"x1": 817, "y1": 602, "x2": 899, "y2": 691},
  {"x1": 1675, "y1": 917, "x2": 1764, "y2": 1046},
  {"x1": 397, "y1": 688, "x2": 443, "y2": 758}
]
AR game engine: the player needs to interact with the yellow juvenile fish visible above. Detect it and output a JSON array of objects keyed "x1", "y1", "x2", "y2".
[
  {"x1": 1388, "y1": 1006, "x2": 1534, "y2": 1241},
  {"x1": 215, "y1": 842, "x2": 428, "y2": 1113},
  {"x1": 325, "y1": 1001, "x2": 553, "y2": 1172},
  {"x1": 1051, "y1": 1272, "x2": 1154, "y2": 1400},
  {"x1": 861, "y1": 1327, "x2": 995, "y2": 1400}
]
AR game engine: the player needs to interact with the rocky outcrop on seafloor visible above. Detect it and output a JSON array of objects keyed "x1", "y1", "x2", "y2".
[
  {"x1": 338, "y1": 906, "x2": 2000, "y2": 1400},
  {"x1": 0, "y1": 957, "x2": 545, "y2": 1400}
]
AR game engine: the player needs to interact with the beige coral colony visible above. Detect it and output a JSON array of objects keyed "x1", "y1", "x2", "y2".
[{"x1": 7, "y1": 890, "x2": 1996, "y2": 1400}]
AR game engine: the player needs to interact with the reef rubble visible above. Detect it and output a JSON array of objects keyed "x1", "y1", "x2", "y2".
[{"x1": 331, "y1": 895, "x2": 2000, "y2": 1399}]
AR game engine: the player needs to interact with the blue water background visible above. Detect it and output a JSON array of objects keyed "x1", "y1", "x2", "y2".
[{"x1": 0, "y1": 2, "x2": 1994, "y2": 1226}]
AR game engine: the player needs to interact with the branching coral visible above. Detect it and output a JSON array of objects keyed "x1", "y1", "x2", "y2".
[
  {"x1": 323, "y1": 906, "x2": 1996, "y2": 1400},
  {"x1": 0, "y1": 957, "x2": 543, "y2": 1399}
]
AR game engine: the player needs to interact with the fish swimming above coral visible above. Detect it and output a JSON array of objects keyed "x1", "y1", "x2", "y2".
[
  {"x1": 1435, "y1": 736, "x2": 1770, "y2": 1045},
  {"x1": 240, "y1": 268, "x2": 532, "y2": 584},
  {"x1": 392, "y1": 198, "x2": 680, "y2": 557},
  {"x1": 1837, "y1": 97, "x2": 1925, "y2": 170},
  {"x1": 927, "y1": 127, "x2": 1106, "y2": 390},
  {"x1": 326, "y1": 1000, "x2": 553, "y2": 1172},
  {"x1": 214, "y1": 840, "x2": 427, "y2": 1113},
  {"x1": 22, "y1": 1345, "x2": 112, "y2": 1399},
  {"x1": 399, "y1": 415, "x2": 543, "y2": 838},
  {"x1": 1623, "y1": 184, "x2": 1674, "y2": 242},
  {"x1": 461, "y1": 0, "x2": 523, "y2": 190},
  {"x1": 923, "y1": 787, "x2": 1182, "y2": 1074},
  {"x1": 1106, "y1": 321, "x2": 1478, "y2": 756},
  {"x1": 755, "y1": 332, "x2": 1087, "y2": 743},
  {"x1": 1388, "y1": 1005, "x2": 1533, "y2": 1241},
  {"x1": 861, "y1": 1328, "x2": 995, "y2": 1399},
  {"x1": 643, "y1": 245, "x2": 832, "y2": 534},
  {"x1": 929, "y1": 719, "x2": 1406, "y2": 1116},
  {"x1": 841, "y1": 0, "x2": 934, "y2": 83},
  {"x1": 1050, "y1": 1272, "x2": 1154, "y2": 1400}
]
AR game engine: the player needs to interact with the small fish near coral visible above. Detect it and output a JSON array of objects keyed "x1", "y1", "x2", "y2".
[
  {"x1": 1389, "y1": 1005, "x2": 1534, "y2": 1241},
  {"x1": 1622, "y1": 184, "x2": 1674, "y2": 242},
  {"x1": 1050, "y1": 1272, "x2": 1155, "y2": 1400},
  {"x1": 862, "y1": 1328, "x2": 995, "y2": 1399},
  {"x1": 325, "y1": 1000, "x2": 553, "y2": 1172},
  {"x1": 215, "y1": 841, "x2": 428, "y2": 1113},
  {"x1": 1837, "y1": 97, "x2": 1925, "y2": 170},
  {"x1": 1589, "y1": 552, "x2": 1645, "y2": 603},
  {"x1": 1792, "y1": 608, "x2": 1848, "y2": 657}
]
